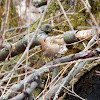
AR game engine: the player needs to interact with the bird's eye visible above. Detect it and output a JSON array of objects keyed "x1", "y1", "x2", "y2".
[{"x1": 46, "y1": 25, "x2": 50, "y2": 28}]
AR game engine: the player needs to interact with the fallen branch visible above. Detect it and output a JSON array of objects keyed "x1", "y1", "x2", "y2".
[
  {"x1": 0, "y1": 48, "x2": 100, "y2": 99},
  {"x1": 0, "y1": 28, "x2": 97, "y2": 61}
]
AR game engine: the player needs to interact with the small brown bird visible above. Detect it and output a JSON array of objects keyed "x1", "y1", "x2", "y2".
[{"x1": 39, "y1": 38, "x2": 60, "y2": 58}]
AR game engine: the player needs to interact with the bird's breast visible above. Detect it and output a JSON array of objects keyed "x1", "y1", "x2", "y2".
[{"x1": 43, "y1": 45, "x2": 60, "y2": 57}]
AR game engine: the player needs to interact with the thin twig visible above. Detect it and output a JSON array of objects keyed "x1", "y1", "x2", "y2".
[
  {"x1": 81, "y1": 0, "x2": 100, "y2": 48},
  {"x1": 0, "y1": 0, "x2": 10, "y2": 47},
  {"x1": 1, "y1": 0, "x2": 52, "y2": 97},
  {"x1": 57, "y1": 0, "x2": 74, "y2": 30},
  {"x1": 63, "y1": 86, "x2": 85, "y2": 100}
]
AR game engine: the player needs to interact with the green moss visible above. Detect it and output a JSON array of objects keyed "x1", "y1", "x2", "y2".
[
  {"x1": 89, "y1": 0, "x2": 100, "y2": 14},
  {"x1": 70, "y1": 13, "x2": 88, "y2": 29},
  {"x1": 0, "y1": 0, "x2": 5, "y2": 7},
  {"x1": 47, "y1": 1, "x2": 60, "y2": 15},
  {"x1": 75, "y1": 0, "x2": 84, "y2": 12},
  {"x1": 0, "y1": 0, "x2": 19, "y2": 29},
  {"x1": 8, "y1": 1, "x2": 19, "y2": 28},
  {"x1": 0, "y1": 6, "x2": 3, "y2": 27},
  {"x1": 34, "y1": 90, "x2": 39, "y2": 97},
  {"x1": 0, "y1": 0, "x2": 5, "y2": 27}
]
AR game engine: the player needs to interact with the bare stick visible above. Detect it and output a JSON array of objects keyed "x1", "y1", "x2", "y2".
[
  {"x1": 1, "y1": 0, "x2": 51, "y2": 97},
  {"x1": 81, "y1": 0, "x2": 100, "y2": 48},
  {"x1": 0, "y1": 0, "x2": 10, "y2": 47},
  {"x1": 57, "y1": 0, "x2": 74, "y2": 30}
]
